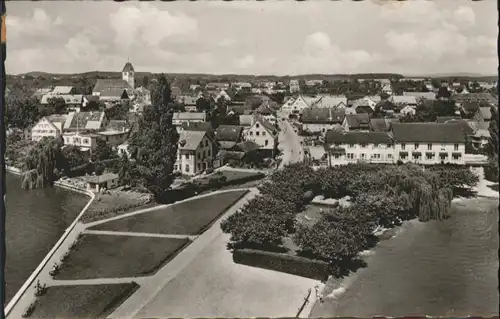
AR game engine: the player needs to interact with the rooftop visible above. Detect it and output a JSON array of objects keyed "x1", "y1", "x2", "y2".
[{"x1": 391, "y1": 123, "x2": 466, "y2": 143}]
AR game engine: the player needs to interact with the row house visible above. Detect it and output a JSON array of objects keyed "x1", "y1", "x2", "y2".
[
  {"x1": 325, "y1": 131, "x2": 396, "y2": 166},
  {"x1": 174, "y1": 130, "x2": 215, "y2": 176},
  {"x1": 325, "y1": 123, "x2": 466, "y2": 166},
  {"x1": 172, "y1": 112, "x2": 207, "y2": 129},
  {"x1": 452, "y1": 93, "x2": 498, "y2": 106},
  {"x1": 310, "y1": 95, "x2": 348, "y2": 109},
  {"x1": 300, "y1": 108, "x2": 345, "y2": 135},
  {"x1": 40, "y1": 94, "x2": 84, "y2": 111},
  {"x1": 391, "y1": 123, "x2": 466, "y2": 165}
]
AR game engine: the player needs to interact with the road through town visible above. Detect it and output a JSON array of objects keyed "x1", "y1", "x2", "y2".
[{"x1": 278, "y1": 119, "x2": 304, "y2": 168}]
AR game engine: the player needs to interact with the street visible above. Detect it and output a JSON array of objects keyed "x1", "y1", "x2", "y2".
[{"x1": 278, "y1": 119, "x2": 304, "y2": 168}]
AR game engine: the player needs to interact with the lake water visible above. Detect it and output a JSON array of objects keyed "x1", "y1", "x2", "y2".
[
  {"x1": 311, "y1": 197, "x2": 499, "y2": 317},
  {"x1": 4, "y1": 173, "x2": 89, "y2": 304}
]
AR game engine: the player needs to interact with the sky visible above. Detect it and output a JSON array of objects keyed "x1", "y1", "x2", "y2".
[{"x1": 6, "y1": 0, "x2": 498, "y2": 76}]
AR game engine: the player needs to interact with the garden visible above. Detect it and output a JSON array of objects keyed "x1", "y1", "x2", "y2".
[
  {"x1": 23, "y1": 282, "x2": 139, "y2": 318},
  {"x1": 220, "y1": 162, "x2": 479, "y2": 280},
  {"x1": 90, "y1": 190, "x2": 248, "y2": 235},
  {"x1": 52, "y1": 234, "x2": 190, "y2": 280}
]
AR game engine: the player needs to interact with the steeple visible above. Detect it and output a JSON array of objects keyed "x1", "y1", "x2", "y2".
[{"x1": 122, "y1": 60, "x2": 135, "y2": 89}]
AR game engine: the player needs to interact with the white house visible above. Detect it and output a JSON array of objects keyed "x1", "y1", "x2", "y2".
[
  {"x1": 400, "y1": 105, "x2": 416, "y2": 116},
  {"x1": 215, "y1": 90, "x2": 231, "y2": 102},
  {"x1": 324, "y1": 131, "x2": 396, "y2": 166},
  {"x1": 289, "y1": 80, "x2": 300, "y2": 93},
  {"x1": 281, "y1": 95, "x2": 312, "y2": 115},
  {"x1": 381, "y1": 84, "x2": 393, "y2": 95},
  {"x1": 63, "y1": 132, "x2": 98, "y2": 151},
  {"x1": 85, "y1": 173, "x2": 119, "y2": 192},
  {"x1": 244, "y1": 116, "x2": 278, "y2": 156},
  {"x1": 31, "y1": 115, "x2": 67, "y2": 142},
  {"x1": 391, "y1": 123, "x2": 466, "y2": 165},
  {"x1": 174, "y1": 130, "x2": 215, "y2": 176}
]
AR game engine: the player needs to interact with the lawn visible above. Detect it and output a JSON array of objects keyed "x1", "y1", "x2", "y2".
[
  {"x1": 54, "y1": 234, "x2": 190, "y2": 280},
  {"x1": 216, "y1": 170, "x2": 265, "y2": 182},
  {"x1": 81, "y1": 192, "x2": 157, "y2": 223},
  {"x1": 90, "y1": 190, "x2": 248, "y2": 235},
  {"x1": 28, "y1": 283, "x2": 139, "y2": 318}
]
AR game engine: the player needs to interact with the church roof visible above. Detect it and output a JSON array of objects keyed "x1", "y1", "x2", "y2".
[{"x1": 122, "y1": 62, "x2": 135, "y2": 73}]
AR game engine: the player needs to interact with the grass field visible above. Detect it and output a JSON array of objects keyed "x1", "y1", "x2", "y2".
[
  {"x1": 90, "y1": 190, "x2": 248, "y2": 235},
  {"x1": 54, "y1": 234, "x2": 190, "y2": 280},
  {"x1": 28, "y1": 283, "x2": 139, "y2": 318}
]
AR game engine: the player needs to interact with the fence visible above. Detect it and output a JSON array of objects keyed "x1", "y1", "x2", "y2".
[{"x1": 295, "y1": 288, "x2": 312, "y2": 317}]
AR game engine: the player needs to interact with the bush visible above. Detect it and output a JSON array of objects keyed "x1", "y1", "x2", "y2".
[
  {"x1": 233, "y1": 249, "x2": 329, "y2": 281},
  {"x1": 221, "y1": 195, "x2": 296, "y2": 249},
  {"x1": 22, "y1": 300, "x2": 38, "y2": 318}
]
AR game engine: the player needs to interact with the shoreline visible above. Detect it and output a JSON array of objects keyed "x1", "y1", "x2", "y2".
[
  {"x1": 4, "y1": 172, "x2": 96, "y2": 317},
  {"x1": 307, "y1": 195, "x2": 499, "y2": 318}
]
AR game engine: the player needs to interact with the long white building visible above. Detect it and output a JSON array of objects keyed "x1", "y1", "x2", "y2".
[{"x1": 325, "y1": 123, "x2": 466, "y2": 166}]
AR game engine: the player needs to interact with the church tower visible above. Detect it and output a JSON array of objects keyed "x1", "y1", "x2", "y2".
[{"x1": 122, "y1": 59, "x2": 135, "y2": 89}]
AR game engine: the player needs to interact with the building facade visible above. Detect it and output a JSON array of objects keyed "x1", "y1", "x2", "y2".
[{"x1": 174, "y1": 130, "x2": 215, "y2": 176}]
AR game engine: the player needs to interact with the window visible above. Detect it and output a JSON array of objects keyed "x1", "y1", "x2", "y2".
[
  {"x1": 401, "y1": 143, "x2": 406, "y2": 150},
  {"x1": 387, "y1": 154, "x2": 393, "y2": 159},
  {"x1": 207, "y1": 149, "x2": 211, "y2": 157},
  {"x1": 400, "y1": 153, "x2": 408, "y2": 159},
  {"x1": 360, "y1": 143, "x2": 367, "y2": 148},
  {"x1": 185, "y1": 165, "x2": 190, "y2": 173},
  {"x1": 347, "y1": 153, "x2": 354, "y2": 159},
  {"x1": 265, "y1": 140, "x2": 269, "y2": 146},
  {"x1": 197, "y1": 163, "x2": 201, "y2": 170},
  {"x1": 334, "y1": 154, "x2": 340, "y2": 159},
  {"x1": 454, "y1": 144, "x2": 459, "y2": 151},
  {"x1": 263, "y1": 131, "x2": 266, "y2": 136},
  {"x1": 427, "y1": 143, "x2": 432, "y2": 150},
  {"x1": 174, "y1": 165, "x2": 178, "y2": 170},
  {"x1": 372, "y1": 154, "x2": 381, "y2": 159},
  {"x1": 256, "y1": 123, "x2": 260, "y2": 128},
  {"x1": 185, "y1": 154, "x2": 190, "y2": 160},
  {"x1": 83, "y1": 139, "x2": 89, "y2": 145},
  {"x1": 373, "y1": 144, "x2": 379, "y2": 148},
  {"x1": 203, "y1": 150, "x2": 206, "y2": 158},
  {"x1": 249, "y1": 131, "x2": 253, "y2": 136},
  {"x1": 360, "y1": 153, "x2": 366, "y2": 159},
  {"x1": 452, "y1": 153, "x2": 461, "y2": 160},
  {"x1": 205, "y1": 140, "x2": 208, "y2": 147},
  {"x1": 414, "y1": 143, "x2": 419, "y2": 149},
  {"x1": 349, "y1": 144, "x2": 355, "y2": 148},
  {"x1": 197, "y1": 152, "x2": 201, "y2": 159},
  {"x1": 256, "y1": 131, "x2": 260, "y2": 136}
]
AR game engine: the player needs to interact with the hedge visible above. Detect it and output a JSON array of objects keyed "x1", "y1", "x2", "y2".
[{"x1": 233, "y1": 249, "x2": 329, "y2": 281}]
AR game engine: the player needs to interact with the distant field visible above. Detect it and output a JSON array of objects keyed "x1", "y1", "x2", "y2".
[
  {"x1": 54, "y1": 234, "x2": 190, "y2": 280},
  {"x1": 28, "y1": 283, "x2": 139, "y2": 319},
  {"x1": 90, "y1": 190, "x2": 248, "y2": 235}
]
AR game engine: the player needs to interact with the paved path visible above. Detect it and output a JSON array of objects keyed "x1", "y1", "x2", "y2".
[
  {"x1": 278, "y1": 120, "x2": 304, "y2": 168},
  {"x1": 110, "y1": 187, "x2": 318, "y2": 318},
  {"x1": 83, "y1": 230, "x2": 198, "y2": 240},
  {"x1": 109, "y1": 188, "x2": 261, "y2": 319}
]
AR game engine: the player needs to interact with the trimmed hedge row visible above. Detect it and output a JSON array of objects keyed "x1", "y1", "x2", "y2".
[{"x1": 233, "y1": 249, "x2": 329, "y2": 281}]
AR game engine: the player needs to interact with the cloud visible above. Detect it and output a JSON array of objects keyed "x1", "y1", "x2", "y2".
[
  {"x1": 5, "y1": 1, "x2": 496, "y2": 76},
  {"x1": 109, "y1": 3, "x2": 198, "y2": 49},
  {"x1": 234, "y1": 55, "x2": 255, "y2": 69},
  {"x1": 7, "y1": 8, "x2": 58, "y2": 37},
  {"x1": 453, "y1": 6, "x2": 476, "y2": 26}
]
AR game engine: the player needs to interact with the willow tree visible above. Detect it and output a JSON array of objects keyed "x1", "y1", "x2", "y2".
[{"x1": 21, "y1": 137, "x2": 65, "y2": 189}]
